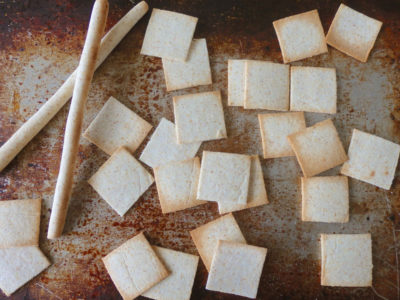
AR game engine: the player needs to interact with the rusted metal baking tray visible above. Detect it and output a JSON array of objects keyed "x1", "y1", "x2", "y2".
[{"x1": 0, "y1": 0, "x2": 399, "y2": 299}]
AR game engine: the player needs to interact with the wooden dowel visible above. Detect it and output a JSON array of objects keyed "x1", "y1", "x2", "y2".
[
  {"x1": 0, "y1": 1, "x2": 149, "y2": 173},
  {"x1": 47, "y1": 0, "x2": 108, "y2": 239}
]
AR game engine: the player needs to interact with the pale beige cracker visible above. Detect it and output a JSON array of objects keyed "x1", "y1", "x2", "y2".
[
  {"x1": 302, "y1": 176, "x2": 349, "y2": 223},
  {"x1": 142, "y1": 246, "x2": 199, "y2": 300},
  {"x1": 321, "y1": 233, "x2": 372, "y2": 287},
  {"x1": 228, "y1": 59, "x2": 246, "y2": 106},
  {"x1": 290, "y1": 66, "x2": 337, "y2": 114},
  {"x1": 258, "y1": 112, "x2": 306, "y2": 159},
  {"x1": 141, "y1": 9, "x2": 198, "y2": 61},
  {"x1": 0, "y1": 246, "x2": 50, "y2": 296},
  {"x1": 83, "y1": 96, "x2": 152, "y2": 155},
  {"x1": 88, "y1": 147, "x2": 154, "y2": 216},
  {"x1": 162, "y1": 38, "x2": 212, "y2": 91},
  {"x1": 173, "y1": 91, "x2": 227, "y2": 144},
  {"x1": 0, "y1": 198, "x2": 41, "y2": 248},
  {"x1": 287, "y1": 119, "x2": 348, "y2": 177},
  {"x1": 102, "y1": 232, "x2": 169, "y2": 300},
  {"x1": 218, "y1": 155, "x2": 268, "y2": 214},
  {"x1": 206, "y1": 240, "x2": 267, "y2": 298},
  {"x1": 326, "y1": 4, "x2": 382, "y2": 62},
  {"x1": 197, "y1": 151, "x2": 250, "y2": 205},
  {"x1": 340, "y1": 129, "x2": 400, "y2": 190},
  {"x1": 140, "y1": 118, "x2": 201, "y2": 168},
  {"x1": 244, "y1": 60, "x2": 290, "y2": 110},
  {"x1": 154, "y1": 157, "x2": 206, "y2": 214},
  {"x1": 190, "y1": 213, "x2": 246, "y2": 271},
  {"x1": 273, "y1": 9, "x2": 328, "y2": 63}
]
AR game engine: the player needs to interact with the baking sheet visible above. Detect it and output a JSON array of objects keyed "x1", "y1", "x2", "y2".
[{"x1": 0, "y1": 0, "x2": 399, "y2": 299}]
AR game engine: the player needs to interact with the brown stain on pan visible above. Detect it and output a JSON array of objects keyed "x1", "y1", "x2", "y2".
[{"x1": 1, "y1": 0, "x2": 400, "y2": 299}]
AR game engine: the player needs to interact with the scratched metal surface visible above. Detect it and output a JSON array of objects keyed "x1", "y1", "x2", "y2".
[{"x1": 0, "y1": 0, "x2": 399, "y2": 299}]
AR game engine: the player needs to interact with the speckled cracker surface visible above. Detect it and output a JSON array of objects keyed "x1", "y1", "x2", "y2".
[
  {"x1": 103, "y1": 233, "x2": 169, "y2": 300},
  {"x1": 83, "y1": 97, "x2": 152, "y2": 155},
  {"x1": 162, "y1": 39, "x2": 212, "y2": 91},
  {"x1": 326, "y1": 4, "x2": 382, "y2": 62},
  {"x1": 0, "y1": 246, "x2": 50, "y2": 296},
  {"x1": 341, "y1": 129, "x2": 400, "y2": 190},
  {"x1": 197, "y1": 151, "x2": 250, "y2": 205},
  {"x1": 140, "y1": 118, "x2": 201, "y2": 168},
  {"x1": 88, "y1": 147, "x2": 154, "y2": 216},
  {"x1": 228, "y1": 59, "x2": 246, "y2": 106},
  {"x1": 290, "y1": 66, "x2": 337, "y2": 114},
  {"x1": 321, "y1": 233, "x2": 372, "y2": 287},
  {"x1": 154, "y1": 157, "x2": 205, "y2": 214},
  {"x1": 258, "y1": 112, "x2": 306, "y2": 159},
  {"x1": 206, "y1": 240, "x2": 267, "y2": 299},
  {"x1": 218, "y1": 155, "x2": 268, "y2": 214},
  {"x1": 142, "y1": 246, "x2": 199, "y2": 300},
  {"x1": 302, "y1": 176, "x2": 349, "y2": 223},
  {"x1": 0, "y1": 198, "x2": 41, "y2": 248},
  {"x1": 173, "y1": 91, "x2": 227, "y2": 144},
  {"x1": 141, "y1": 9, "x2": 198, "y2": 61},
  {"x1": 287, "y1": 119, "x2": 348, "y2": 177},
  {"x1": 190, "y1": 213, "x2": 246, "y2": 271},
  {"x1": 273, "y1": 9, "x2": 328, "y2": 63},
  {"x1": 244, "y1": 60, "x2": 289, "y2": 110}
]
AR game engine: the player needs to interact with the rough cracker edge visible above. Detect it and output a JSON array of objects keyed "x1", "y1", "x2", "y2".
[
  {"x1": 320, "y1": 233, "x2": 373, "y2": 287},
  {"x1": 257, "y1": 112, "x2": 306, "y2": 159},
  {"x1": 272, "y1": 9, "x2": 328, "y2": 63},
  {"x1": 243, "y1": 60, "x2": 290, "y2": 110},
  {"x1": 189, "y1": 213, "x2": 246, "y2": 272},
  {"x1": 140, "y1": 9, "x2": 198, "y2": 61},
  {"x1": 162, "y1": 39, "x2": 212, "y2": 92},
  {"x1": 301, "y1": 176, "x2": 349, "y2": 223},
  {"x1": 227, "y1": 59, "x2": 247, "y2": 107},
  {"x1": 82, "y1": 97, "x2": 153, "y2": 155},
  {"x1": 287, "y1": 119, "x2": 348, "y2": 177},
  {"x1": 154, "y1": 157, "x2": 206, "y2": 214},
  {"x1": 325, "y1": 4, "x2": 383, "y2": 63},
  {"x1": 102, "y1": 232, "x2": 169, "y2": 299}
]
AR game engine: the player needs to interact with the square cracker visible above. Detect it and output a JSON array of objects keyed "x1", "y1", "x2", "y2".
[
  {"x1": 218, "y1": 155, "x2": 268, "y2": 214},
  {"x1": 244, "y1": 60, "x2": 290, "y2": 110},
  {"x1": 258, "y1": 112, "x2": 306, "y2": 159},
  {"x1": 88, "y1": 147, "x2": 154, "y2": 216},
  {"x1": 102, "y1": 232, "x2": 169, "y2": 300},
  {"x1": 141, "y1": 9, "x2": 198, "y2": 61},
  {"x1": 302, "y1": 176, "x2": 349, "y2": 223},
  {"x1": 173, "y1": 91, "x2": 227, "y2": 144},
  {"x1": 0, "y1": 246, "x2": 50, "y2": 296},
  {"x1": 162, "y1": 39, "x2": 212, "y2": 91},
  {"x1": 273, "y1": 10, "x2": 328, "y2": 63},
  {"x1": 340, "y1": 129, "x2": 400, "y2": 190},
  {"x1": 190, "y1": 213, "x2": 246, "y2": 271},
  {"x1": 140, "y1": 118, "x2": 201, "y2": 168},
  {"x1": 142, "y1": 246, "x2": 199, "y2": 300},
  {"x1": 287, "y1": 119, "x2": 348, "y2": 177},
  {"x1": 228, "y1": 59, "x2": 246, "y2": 106},
  {"x1": 290, "y1": 66, "x2": 337, "y2": 114},
  {"x1": 321, "y1": 233, "x2": 372, "y2": 287},
  {"x1": 154, "y1": 157, "x2": 206, "y2": 214},
  {"x1": 326, "y1": 4, "x2": 382, "y2": 62},
  {"x1": 197, "y1": 151, "x2": 251, "y2": 205},
  {"x1": 0, "y1": 198, "x2": 41, "y2": 248},
  {"x1": 83, "y1": 97, "x2": 152, "y2": 155},
  {"x1": 206, "y1": 240, "x2": 267, "y2": 299}
]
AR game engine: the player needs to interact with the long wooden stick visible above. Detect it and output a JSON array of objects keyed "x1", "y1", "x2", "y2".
[
  {"x1": 48, "y1": 0, "x2": 108, "y2": 239},
  {"x1": 0, "y1": 1, "x2": 148, "y2": 173}
]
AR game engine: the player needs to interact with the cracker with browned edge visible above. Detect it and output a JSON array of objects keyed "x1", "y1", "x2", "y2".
[
  {"x1": 190, "y1": 213, "x2": 246, "y2": 271},
  {"x1": 287, "y1": 119, "x2": 347, "y2": 177},
  {"x1": 228, "y1": 59, "x2": 246, "y2": 106},
  {"x1": 102, "y1": 232, "x2": 169, "y2": 300}
]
